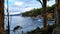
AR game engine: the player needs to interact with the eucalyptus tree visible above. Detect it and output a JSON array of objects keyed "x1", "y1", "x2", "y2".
[
  {"x1": 0, "y1": 0, "x2": 4, "y2": 34},
  {"x1": 37, "y1": 0, "x2": 50, "y2": 28}
]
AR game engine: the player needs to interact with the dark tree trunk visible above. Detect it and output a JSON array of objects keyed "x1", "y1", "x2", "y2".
[
  {"x1": 0, "y1": 0, "x2": 4, "y2": 34},
  {"x1": 56, "y1": 0, "x2": 60, "y2": 24},
  {"x1": 42, "y1": 0, "x2": 47, "y2": 28},
  {"x1": 57, "y1": 0, "x2": 60, "y2": 24},
  {"x1": 37, "y1": 0, "x2": 47, "y2": 28},
  {"x1": 52, "y1": 0, "x2": 60, "y2": 34}
]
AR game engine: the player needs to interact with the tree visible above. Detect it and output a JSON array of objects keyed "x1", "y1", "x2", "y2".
[
  {"x1": 6, "y1": 0, "x2": 10, "y2": 34},
  {"x1": 37, "y1": 0, "x2": 48, "y2": 28},
  {"x1": 0, "y1": 0, "x2": 4, "y2": 34},
  {"x1": 52, "y1": 0, "x2": 60, "y2": 34},
  {"x1": 55, "y1": 0, "x2": 60, "y2": 24}
]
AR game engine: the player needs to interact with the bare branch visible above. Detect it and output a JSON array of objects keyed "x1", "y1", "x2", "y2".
[{"x1": 37, "y1": 0, "x2": 43, "y2": 6}]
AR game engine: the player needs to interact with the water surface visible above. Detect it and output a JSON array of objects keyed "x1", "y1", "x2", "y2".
[{"x1": 4, "y1": 15, "x2": 55, "y2": 34}]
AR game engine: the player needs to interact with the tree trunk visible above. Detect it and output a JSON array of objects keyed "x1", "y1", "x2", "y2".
[
  {"x1": 42, "y1": 0, "x2": 47, "y2": 28},
  {"x1": 0, "y1": 0, "x2": 4, "y2": 34},
  {"x1": 52, "y1": 0, "x2": 60, "y2": 34},
  {"x1": 57, "y1": 0, "x2": 60, "y2": 24},
  {"x1": 37, "y1": 0, "x2": 47, "y2": 28},
  {"x1": 55, "y1": 0, "x2": 60, "y2": 24}
]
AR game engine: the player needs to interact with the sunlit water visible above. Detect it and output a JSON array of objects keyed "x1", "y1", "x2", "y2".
[{"x1": 4, "y1": 15, "x2": 55, "y2": 34}]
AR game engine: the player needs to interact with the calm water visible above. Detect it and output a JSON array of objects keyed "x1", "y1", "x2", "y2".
[{"x1": 4, "y1": 15, "x2": 55, "y2": 34}]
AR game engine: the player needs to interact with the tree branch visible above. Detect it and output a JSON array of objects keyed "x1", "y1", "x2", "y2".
[{"x1": 37, "y1": 0, "x2": 43, "y2": 6}]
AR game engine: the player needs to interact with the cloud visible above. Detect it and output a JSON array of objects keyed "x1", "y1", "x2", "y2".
[
  {"x1": 14, "y1": 2, "x2": 23, "y2": 7},
  {"x1": 4, "y1": 0, "x2": 55, "y2": 15},
  {"x1": 9, "y1": 12, "x2": 21, "y2": 15},
  {"x1": 4, "y1": 4, "x2": 7, "y2": 10},
  {"x1": 47, "y1": 0, "x2": 55, "y2": 6},
  {"x1": 23, "y1": 7, "x2": 34, "y2": 12}
]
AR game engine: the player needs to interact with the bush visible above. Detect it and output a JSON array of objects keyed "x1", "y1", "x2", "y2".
[{"x1": 26, "y1": 24, "x2": 57, "y2": 34}]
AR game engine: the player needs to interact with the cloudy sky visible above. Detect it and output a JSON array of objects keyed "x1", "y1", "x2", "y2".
[{"x1": 4, "y1": 0, "x2": 55, "y2": 14}]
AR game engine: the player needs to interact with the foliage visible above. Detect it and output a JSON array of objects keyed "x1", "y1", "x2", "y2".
[
  {"x1": 22, "y1": 4, "x2": 55, "y2": 17},
  {"x1": 26, "y1": 24, "x2": 57, "y2": 34},
  {"x1": 22, "y1": 8, "x2": 42, "y2": 17}
]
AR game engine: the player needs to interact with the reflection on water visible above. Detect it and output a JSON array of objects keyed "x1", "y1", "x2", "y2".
[{"x1": 4, "y1": 16, "x2": 55, "y2": 34}]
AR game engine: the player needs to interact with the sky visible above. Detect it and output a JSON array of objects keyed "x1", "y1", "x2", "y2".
[{"x1": 4, "y1": 0, "x2": 55, "y2": 15}]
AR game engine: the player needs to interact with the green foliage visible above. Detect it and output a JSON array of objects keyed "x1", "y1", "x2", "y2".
[
  {"x1": 22, "y1": 8, "x2": 42, "y2": 17},
  {"x1": 26, "y1": 24, "x2": 57, "y2": 34},
  {"x1": 46, "y1": 24, "x2": 57, "y2": 34},
  {"x1": 22, "y1": 4, "x2": 55, "y2": 17},
  {"x1": 26, "y1": 27, "x2": 41, "y2": 34}
]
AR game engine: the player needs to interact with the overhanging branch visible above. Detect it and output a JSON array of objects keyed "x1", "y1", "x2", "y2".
[{"x1": 37, "y1": 0, "x2": 43, "y2": 6}]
